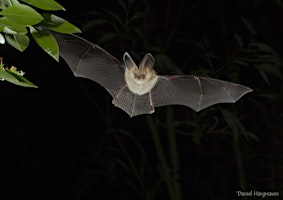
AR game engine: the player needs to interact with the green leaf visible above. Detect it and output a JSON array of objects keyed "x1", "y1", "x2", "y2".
[
  {"x1": 5, "y1": 34, "x2": 29, "y2": 51},
  {"x1": 102, "y1": 9, "x2": 124, "y2": 27},
  {"x1": 0, "y1": 17, "x2": 27, "y2": 34},
  {"x1": 81, "y1": 19, "x2": 107, "y2": 31},
  {"x1": 0, "y1": 3, "x2": 43, "y2": 25},
  {"x1": 98, "y1": 32, "x2": 117, "y2": 44},
  {"x1": 192, "y1": 129, "x2": 203, "y2": 144},
  {"x1": 20, "y1": 0, "x2": 65, "y2": 11},
  {"x1": 30, "y1": 26, "x2": 59, "y2": 61},
  {"x1": 275, "y1": 0, "x2": 283, "y2": 8},
  {"x1": 129, "y1": 12, "x2": 145, "y2": 24},
  {"x1": 220, "y1": 108, "x2": 259, "y2": 141},
  {"x1": 0, "y1": 68, "x2": 37, "y2": 88},
  {"x1": 255, "y1": 63, "x2": 283, "y2": 81},
  {"x1": 241, "y1": 17, "x2": 257, "y2": 36},
  {"x1": 0, "y1": 33, "x2": 5, "y2": 44},
  {"x1": 117, "y1": 0, "x2": 127, "y2": 11},
  {"x1": 7, "y1": 71, "x2": 37, "y2": 87},
  {"x1": 233, "y1": 33, "x2": 243, "y2": 48},
  {"x1": 39, "y1": 13, "x2": 81, "y2": 34}
]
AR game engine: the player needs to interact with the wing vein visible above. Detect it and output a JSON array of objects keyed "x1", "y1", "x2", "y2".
[
  {"x1": 194, "y1": 76, "x2": 203, "y2": 111},
  {"x1": 76, "y1": 44, "x2": 95, "y2": 75},
  {"x1": 131, "y1": 94, "x2": 137, "y2": 117}
]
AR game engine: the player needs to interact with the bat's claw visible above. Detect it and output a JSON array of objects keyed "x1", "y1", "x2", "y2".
[{"x1": 149, "y1": 106, "x2": 155, "y2": 114}]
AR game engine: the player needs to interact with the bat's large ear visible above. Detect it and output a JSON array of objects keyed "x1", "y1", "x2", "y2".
[
  {"x1": 139, "y1": 53, "x2": 155, "y2": 70},
  {"x1": 123, "y1": 52, "x2": 138, "y2": 70}
]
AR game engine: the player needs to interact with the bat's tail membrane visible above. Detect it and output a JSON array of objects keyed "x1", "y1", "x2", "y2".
[{"x1": 112, "y1": 87, "x2": 155, "y2": 117}]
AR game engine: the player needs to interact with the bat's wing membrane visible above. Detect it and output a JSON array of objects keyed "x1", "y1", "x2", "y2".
[
  {"x1": 53, "y1": 32, "x2": 155, "y2": 117},
  {"x1": 52, "y1": 32, "x2": 252, "y2": 116},
  {"x1": 112, "y1": 87, "x2": 154, "y2": 117},
  {"x1": 152, "y1": 75, "x2": 252, "y2": 112},
  {"x1": 53, "y1": 33, "x2": 126, "y2": 98}
]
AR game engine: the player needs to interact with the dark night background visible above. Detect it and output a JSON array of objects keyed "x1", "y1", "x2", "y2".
[{"x1": 1, "y1": 0, "x2": 283, "y2": 199}]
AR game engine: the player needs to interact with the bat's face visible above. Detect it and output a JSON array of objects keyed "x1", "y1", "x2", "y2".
[{"x1": 123, "y1": 53, "x2": 158, "y2": 95}]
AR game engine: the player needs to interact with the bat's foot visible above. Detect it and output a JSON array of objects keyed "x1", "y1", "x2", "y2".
[
  {"x1": 149, "y1": 106, "x2": 155, "y2": 114},
  {"x1": 148, "y1": 91, "x2": 155, "y2": 114}
]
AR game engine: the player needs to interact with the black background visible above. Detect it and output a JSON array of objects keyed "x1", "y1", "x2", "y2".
[{"x1": 0, "y1": 0, "x2": 283, "y2": 199}]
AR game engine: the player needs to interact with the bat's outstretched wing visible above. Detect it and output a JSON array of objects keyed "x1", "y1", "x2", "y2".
[
  {"x1": 52, "y1": 32, "x2": 126, "y2": 98},
  {"x1": 52, "y1": 32, "x2": 252, "y2": 117},
  {"x1": 110, "y1": 75, "x2": 252, "y2": 117},
  {"x1": 150, "y1": 75, "x2": 252, "y2": 112},
  {"x1": 53, "y1": 32, "x2": 152, "y2": 116}
]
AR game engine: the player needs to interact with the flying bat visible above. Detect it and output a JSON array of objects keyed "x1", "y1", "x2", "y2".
[{"x1": 52, "y1": 32, "x2": 252, "y2": 117}]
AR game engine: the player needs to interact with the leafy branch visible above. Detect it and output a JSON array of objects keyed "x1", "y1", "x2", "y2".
[
  {"x1": 0, "y1": 56, "x2": 37, "y2": 87},
  {"x1": 0, "y1": 0, "x2": 81, "y2": 87}
]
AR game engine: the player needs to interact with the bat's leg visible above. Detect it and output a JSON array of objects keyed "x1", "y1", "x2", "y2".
[
  {"x1": 130, "y1": 94, "x2": 137, "y2": 117},
  {"x1": 148, "y1": 91, "x2": 155, "y2": 114},
  {"x1": 193, "y1": 76, "x2": 203, "y2": 111},
  {"x1": 112, "y1": 84, "x2": 127, "y2": 104}
]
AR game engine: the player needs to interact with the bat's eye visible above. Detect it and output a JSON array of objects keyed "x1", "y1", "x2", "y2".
[{"x1": 134, "y1": 73, "x2": 146, "y2": 80}]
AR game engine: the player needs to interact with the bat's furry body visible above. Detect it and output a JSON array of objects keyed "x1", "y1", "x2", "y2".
[
  {"x1": 52, "y1": 32, "x2": 252, "y2": 117},
  {"x1": 124, "y1": 53, "x2": 158, "y2": 96}
]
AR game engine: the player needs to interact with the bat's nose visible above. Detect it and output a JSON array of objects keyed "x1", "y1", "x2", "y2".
[{"x1": 134, "y1": 74, "x2": 146, "y2": 80}]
